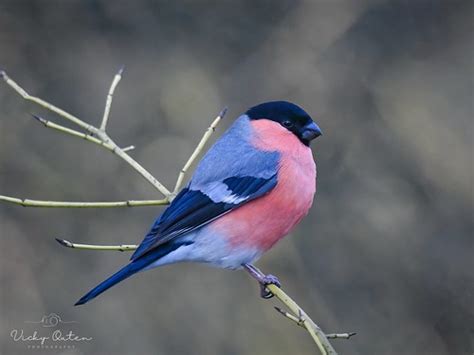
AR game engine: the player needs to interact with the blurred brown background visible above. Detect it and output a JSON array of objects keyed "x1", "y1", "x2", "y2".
[{"x1": 0, "y1": 1, "x2": 472, "y2": 354}]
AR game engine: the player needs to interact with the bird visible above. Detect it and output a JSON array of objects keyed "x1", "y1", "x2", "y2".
[{"x1": 74, "y1": 101, "x2": 322, "y2": 306}]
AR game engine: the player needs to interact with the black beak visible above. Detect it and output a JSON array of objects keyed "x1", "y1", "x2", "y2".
[{"x1": 301, "y1": 122, "x2": 322, "y2": 143}]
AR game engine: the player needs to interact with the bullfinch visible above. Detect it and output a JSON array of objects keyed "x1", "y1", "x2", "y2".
[{"x1": 75, "y1": 101, "x2": 322, "y2": 305}]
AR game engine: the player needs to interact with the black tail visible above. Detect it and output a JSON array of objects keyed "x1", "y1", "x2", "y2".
[
  {"x1": 75, "y1": 262, "x2": 141, "y2": 306},
  {"x1": 74, "y1": 241, "x2": 192, "y2": 306}
]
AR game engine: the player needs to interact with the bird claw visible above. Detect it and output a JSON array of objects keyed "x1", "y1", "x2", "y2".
[{"x1": 259, "y1": 274, "x2": 281, "y2": 299}]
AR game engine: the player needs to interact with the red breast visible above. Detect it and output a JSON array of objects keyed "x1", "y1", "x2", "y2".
[{"x1": 210, "y1": 119, "x2": 316, "y2": 251}]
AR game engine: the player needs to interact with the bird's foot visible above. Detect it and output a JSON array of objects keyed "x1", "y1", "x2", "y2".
[
  {"x1": 243, "y1": 263, "x2": 282, "y2": 299},
  {"x1": 259, "y1": 274, "x2": 281, "y2": 299}
]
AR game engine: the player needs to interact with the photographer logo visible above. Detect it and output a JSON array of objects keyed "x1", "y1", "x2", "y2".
[{"x1": 10, "y1": 313, "x2": 93, "y2": 350}]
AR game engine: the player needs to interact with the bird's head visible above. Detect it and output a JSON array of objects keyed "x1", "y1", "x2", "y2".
[{"x1": 245, "y1": 101, "x2": 322, "y2": 146}]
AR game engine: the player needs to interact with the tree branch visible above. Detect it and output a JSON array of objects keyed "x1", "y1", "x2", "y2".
[
  {"x1": 1, "y1": 68, "x2": 170, "y2": 196},
  {"x1": 55, "y1": 239, "x2": 352, "y2": 354},
  {"x1": 173, "y1": 107, "x2": 227, "y2": 194},
  {"x1": 274, "y1": 306, "x2": 356, "y2": 339},
  {"x1": 250, "y1": 266, "x2": 339, "y2": 355},
  {"x1": 0, "y1": 69, "x2": 225, "y2": 206},
  {"x1": 31, "y1": 114, "x2": 115, "y2": 151},
  {"x1": 55, "y1": 238, "x2": 137, "y2": 251},
  {"x1": 0, "y1": 70, "x2": 96, "y2": 132},
  {"x1": 100, "y1": 65, "x2": 123, "y2": 131},
  {"x1": 0, "y1": 195, "x2": 168, "y2": 208}
]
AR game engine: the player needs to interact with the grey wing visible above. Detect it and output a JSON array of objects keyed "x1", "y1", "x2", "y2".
[{"x1": 130, "y1": 116, "x2": 280, "y2": 261}]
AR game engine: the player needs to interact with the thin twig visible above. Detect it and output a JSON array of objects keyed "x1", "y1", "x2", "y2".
[
  {"x1": 325, "y1": 333, "x2": 357, "y2": 340},
  {"x1": 173, "y1": 107, "x2": 227, "y2": 194},
  {"x1": 272, "y1": 292, "x2": 335, "y2": 354},
  {"x1": 108, "y1": 142, "x2": 171, "y2": 197},
  {"x1": 56, "y1": 238, "x2": 137, "y2": 251},
  {"x1": 274, "y1": 306, "x2": 304, "y2": 325},
  {"x1": 1, "y1": 70, "x2": 97, "y2": 133},
  {"x1": 122, "y1": 145, "x2": 135, "y2": 152},
  {"x1": 0, "y1": 195, "x2": 168, "y2": 208},
  {"x1": 274, "y1": 307, "x2": 356, "y2": 340},
  {"x1": 300, "y1": 313, "x2": 332, "y2": 355},
  {"x1": 1, "y1": 69, "x2": 224, "y2": 207},
  {"x1": 245, "y1": 265, "x2": 337, "y2": 355},
  {"x1": 1, "y1": 69, "x2": 171, "y2": 197},
  {"x1": 100, "y1": 65, "x2": 124, "y2": 131},
  {"x1": 31, "y1": 114, "x2": 115, "y2": 151}
]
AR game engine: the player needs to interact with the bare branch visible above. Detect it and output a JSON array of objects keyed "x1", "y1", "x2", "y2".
[
  {"x1": 31, "y1": 114, "x2": 115, "y2": 151},
  {"x1": 53, "y1": 238, "x2": 348, "y2": 354},
  {"x1": 173, "y1": 107, "x2": 227, "y2": 194},
  {"x1": 325, "y1": 333, "x2": 357, "y2": 340},
  {"x1": 0, "y1": 195, "x2": 168, "y2": 208},
  {"x1": 1, "y1": 69, "x2": 171, "y2": 197},
  {"x1": 274, "y1": 306, "x2": 305, "y2": 325},
  {"x1": 109, "y1": 143, "x2": 171, "y2": 197},
  {"x1": 56, "y1": 238, "x2": 137, "y2": 251},
  {"x1": 1, "y1": 70, "x2": 97, "y2": 133},
  {"x1": 244, "y1": 264, "x2": 337, "y2": 355},
  {"x1": 274, "y1": 307, "x2": 355, "y2": 340},
  {"x1": 122, "y1": 145, "x2": 135, "y2": 152},
  {"x1": 1, "y1": 69, "x2": 223, "y2": 204},
  {"x1": 100, "y1": 65, "x2": 124, "y2": 131}
]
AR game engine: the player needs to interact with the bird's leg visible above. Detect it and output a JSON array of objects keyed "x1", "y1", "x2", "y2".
[{"x1": 242, "y1": 263, "x2": 281, "y2": 299}]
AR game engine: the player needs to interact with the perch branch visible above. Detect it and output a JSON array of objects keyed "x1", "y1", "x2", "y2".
[
  {"x1": 56, "y1": 240, "x2": 350, "y2": 354},
  {"x1": 250, "y1": 265, "x2": 338, "y2": 355}
]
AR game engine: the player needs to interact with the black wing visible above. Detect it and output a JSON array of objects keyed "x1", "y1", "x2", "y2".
[{"x1": 130, "y1": 174, "x2": 277, "y2": 261}]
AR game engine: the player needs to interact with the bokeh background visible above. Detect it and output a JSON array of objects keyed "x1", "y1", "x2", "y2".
[{"x1": 1, "y1": 1, "x2": 472, "y2": 354}]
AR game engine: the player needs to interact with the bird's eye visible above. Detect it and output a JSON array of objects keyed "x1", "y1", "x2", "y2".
[{"x1": 282, "y1": 120, "x2": 293, "y2": 128}]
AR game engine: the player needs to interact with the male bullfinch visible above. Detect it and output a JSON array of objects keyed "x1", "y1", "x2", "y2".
[{"x1": 75, "y1": 101, "x2": 322, "y2": 305}]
